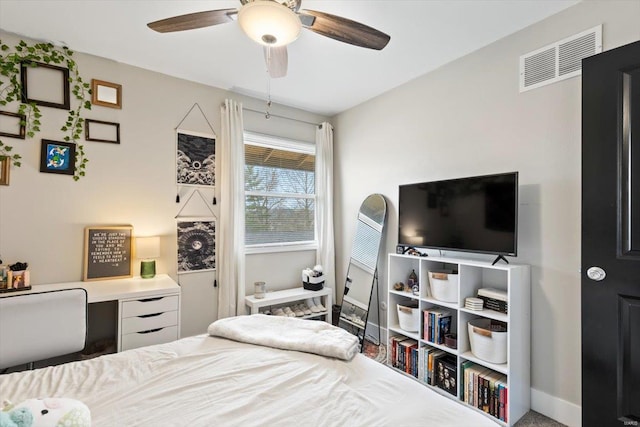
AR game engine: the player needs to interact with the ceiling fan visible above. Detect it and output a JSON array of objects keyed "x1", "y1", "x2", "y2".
[{"x1": 147, "y1": 0, "x2": 390, "y2": 78}]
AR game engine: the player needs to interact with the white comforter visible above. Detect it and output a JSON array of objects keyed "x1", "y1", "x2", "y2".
[
  {"x1": 208, "y1": 314, "x2": 360, "y2": 360},
  {"x1": 0, "y1": 335, "x2": 498, "y2": 426}
]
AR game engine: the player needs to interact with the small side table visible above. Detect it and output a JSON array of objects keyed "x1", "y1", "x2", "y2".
[{"x1": 245, "y1": 287, "x2": 332, "y2": 324}]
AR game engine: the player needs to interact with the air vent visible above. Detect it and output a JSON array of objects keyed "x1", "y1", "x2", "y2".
[{"x1": 520, "y1": 25, "x2": 602, "y2": 92}]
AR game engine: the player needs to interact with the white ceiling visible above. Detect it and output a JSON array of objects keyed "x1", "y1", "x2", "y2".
[{"x1": 0, "y1": 0, "x2": 579, "y2": 116}]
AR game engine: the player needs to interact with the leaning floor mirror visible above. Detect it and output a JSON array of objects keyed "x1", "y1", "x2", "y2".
[{"x1": 338, "y1": 194, "x2": 387, "y2": 347}]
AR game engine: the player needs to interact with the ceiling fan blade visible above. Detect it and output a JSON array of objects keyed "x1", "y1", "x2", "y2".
[
  {"x1": 147, "y1": 9, "x2": 236, "y2": 33},
  {"x1": 264, "y1": 46, "x2": 288, "y2": 78},
  {"x1": 299, "y1": 9, "x2": 390, "y2": 50}
]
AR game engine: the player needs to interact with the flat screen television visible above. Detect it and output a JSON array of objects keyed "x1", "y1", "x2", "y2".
[{"x1": 398, "y1": 172, "x2": 518, "y2": 257}]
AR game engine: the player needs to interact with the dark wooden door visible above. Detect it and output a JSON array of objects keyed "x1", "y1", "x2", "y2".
[{"x1": 582, "y1": 40, "x2": 640, "y2": 427}]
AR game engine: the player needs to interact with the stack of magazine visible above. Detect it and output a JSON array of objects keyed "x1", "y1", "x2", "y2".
[{"x1": 477, "y1": 288, "x2": 508, "y2": 314}]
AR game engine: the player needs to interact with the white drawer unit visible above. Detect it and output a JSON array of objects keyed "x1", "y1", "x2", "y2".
[
  {"x1": 118, "y1": 292, "x2": 180, "y2": 352},
  {"x1": 121, "y1": 295, "x2": 179, "y2": 318},
  {"x1": 121, "y1": 326, "x2": 179, "y2": 352},
  {"x1": 121, "y1": 310, "x2": 179, "y2": 335}
]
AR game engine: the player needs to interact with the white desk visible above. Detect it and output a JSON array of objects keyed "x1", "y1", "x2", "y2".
[{"x1": 0, "y1": 275, "x2": 181, "y2": 352}]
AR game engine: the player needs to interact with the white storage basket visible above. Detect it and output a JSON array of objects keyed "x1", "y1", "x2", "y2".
[
  {"x1": 468, "y1": 318, "x2": 508, "y2": 364},
  {"x1": 429, "y1": 271, "x2": 459, "y2": 303},
  {"x1": 397, "y1": 303, "x2": 419, "y2": 332}
]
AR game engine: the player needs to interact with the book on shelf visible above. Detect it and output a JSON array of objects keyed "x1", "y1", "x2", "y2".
[
  {"x1": 460, "y1": 360, "x2": 475, "y2": 403},
  {"x1": 389, "y1": 336, "x2": 411, "y2": 369},
  {"x1": 463, "y1": 362, "x2": 508, "y2": 422},
  {"x1": 422, "y1": 308, "x2": 452, "y2": 344},
  {"x1": 397, "y1": 339, "x2": 418, "y2": 374},
  {"x1": 428, "y1": 350, "x2": 447, "y2": 386},
  {"x1": 477, "y1": 287, "x2": 508, "y2": 314},
  {"x1": 434, "y1": 354, "x2": 457, "y2": 396}
]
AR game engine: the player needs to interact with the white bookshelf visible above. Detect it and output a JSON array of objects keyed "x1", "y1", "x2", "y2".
[{"x1": 387, "y1": 253, "x2": 530, "y2": 426}]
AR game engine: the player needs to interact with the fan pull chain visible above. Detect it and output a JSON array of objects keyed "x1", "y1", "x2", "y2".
[{"x1": 265, "y1": 67, "x2": 272, "y2": 120}]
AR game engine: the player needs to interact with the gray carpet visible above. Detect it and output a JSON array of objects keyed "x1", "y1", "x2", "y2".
[{"x1": 515, "y1": 411, "x2": 566, "y2": 426}]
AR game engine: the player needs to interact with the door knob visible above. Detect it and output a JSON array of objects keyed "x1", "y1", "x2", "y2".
[{"x1": 586, "y1": 266, "x2": 606, "y2": 281}]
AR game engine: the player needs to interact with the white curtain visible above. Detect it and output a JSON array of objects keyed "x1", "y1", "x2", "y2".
[
  {"x1": 218, "y1": 99, "x2": 246, "y2": 318},
  {"x1": 315, "y1": 122, "x2": 336, "y2": 300}
]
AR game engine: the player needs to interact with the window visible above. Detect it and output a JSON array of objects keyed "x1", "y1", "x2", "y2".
[{"x1": 244, "y1": 132, "x2": 316, "y2": 251}]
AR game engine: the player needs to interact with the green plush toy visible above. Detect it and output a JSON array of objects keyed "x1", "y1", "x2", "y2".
[
  {"x1": 0, "y1": 404, "x2": 34, "y2": 427},
  {"x1": 1, "y1": 398, "x2": 90, "y2": 427}
]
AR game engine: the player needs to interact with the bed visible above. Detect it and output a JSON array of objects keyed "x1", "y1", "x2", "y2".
[{"x1": 0, "y1": 316, "x2": 498, "y2": 426}]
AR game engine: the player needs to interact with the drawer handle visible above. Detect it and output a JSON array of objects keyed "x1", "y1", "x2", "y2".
[
  {"x1": 138, "y1": 312, "x2": 162, "y2": 319},
  {"x1": 137, "y1": 328, "x2": 163, "y2": 334},
  {"x1": 138, "y1": 297, "x2": 163, "y2": 303}
]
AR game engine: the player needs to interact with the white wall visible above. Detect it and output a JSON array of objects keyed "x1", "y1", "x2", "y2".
[
  {"x1": 0, "y1": 31, "x2": 326, "y2": 338},
  {"x1": 332, "y1": 1, "x2": 639, "y2": 424}
]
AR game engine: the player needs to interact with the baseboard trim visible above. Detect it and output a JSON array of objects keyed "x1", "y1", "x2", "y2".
[{"x1": 531, "y1": 387, "x2": 581, "y2": 427}]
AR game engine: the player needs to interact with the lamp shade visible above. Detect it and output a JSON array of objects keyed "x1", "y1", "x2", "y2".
[
  {"x1": 238, "y1": 1, "x2": 301, "y2": 47},
  {"x1": 136, "y1": 236, "x2": 160, "y2": 260}
]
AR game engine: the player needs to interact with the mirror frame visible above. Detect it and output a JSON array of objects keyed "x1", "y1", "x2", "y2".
[
  {"x1": 338, "y1": 194, "x2": 387, "y2": 347},
  {"x1": 91, "y1": 79, "x2": 122, "y2": 109}
]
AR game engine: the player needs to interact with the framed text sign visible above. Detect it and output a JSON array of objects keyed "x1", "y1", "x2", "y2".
[{"x1": 83, "y1": 225, "x2": 133, "y2": 281}]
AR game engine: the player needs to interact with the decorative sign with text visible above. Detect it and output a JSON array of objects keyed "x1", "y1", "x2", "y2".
[{"x1": 83, "y1": 225, "x2": 133, "y2": 281}]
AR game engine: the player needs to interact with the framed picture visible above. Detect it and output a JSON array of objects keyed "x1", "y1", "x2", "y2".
[
  {"x1": 91, "y1": 79, "x2": 122, "y2": 109},
  {"x1": 176, "y1": 129, "x2": 215, "y2": 187},
  {"x1": 20, "y1": 61, "x2": 70, "y2": 110},
  {"x1": 40, "y1": 139, "x2": 76, "y2": 175},
  {"x1": 1, "y1": 270, "x2": 31, "y2": 293},
  {"x1": 83, "y1": 225, "x2": 133, "y2": 281},
  {"x1": 0, "y1": 111, "x2": 26, "y2": 139},
  {"x1": 85, "y1": 119, "x2": 120, "y2": 144},
  {"x1": 177, "y1": 219, "x2": 216, "y2": 274},
  {"x1": 0, "y1": 157, "x2": 9, "y2": 186}
]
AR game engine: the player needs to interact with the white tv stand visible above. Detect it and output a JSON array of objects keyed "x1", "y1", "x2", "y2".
[{"x1": 387, "y1": 253, "x2": 530, "y2": 426}]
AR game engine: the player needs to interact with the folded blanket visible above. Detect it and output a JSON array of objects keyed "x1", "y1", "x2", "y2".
[{"x1": 208, "y1": 314, "x2": 360, "y2": 361}]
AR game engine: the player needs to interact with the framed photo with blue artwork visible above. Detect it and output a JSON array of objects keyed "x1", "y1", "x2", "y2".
[{"x1": 40, "y1": 139, "x2": 76, "y2": 175}]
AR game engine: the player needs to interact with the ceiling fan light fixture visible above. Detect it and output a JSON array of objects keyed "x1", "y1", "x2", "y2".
[{"x1": 238, "y1": 1, "x2": 301, "y2": 47}]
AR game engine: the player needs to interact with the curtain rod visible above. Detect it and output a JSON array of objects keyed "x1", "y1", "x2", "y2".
[{"x1": 242, "y1": 106, "x2": 323, "y2": 128}]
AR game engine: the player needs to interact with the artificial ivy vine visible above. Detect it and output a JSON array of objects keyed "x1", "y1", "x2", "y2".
[{"x1": 0, "y1": 39, "x2": 91, "y2": 180}]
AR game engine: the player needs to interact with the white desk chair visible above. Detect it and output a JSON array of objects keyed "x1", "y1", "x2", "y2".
[{"x1": 0, "y1": 288, "x2": 88, "y2": 370}]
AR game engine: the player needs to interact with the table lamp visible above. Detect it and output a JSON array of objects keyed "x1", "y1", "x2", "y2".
[{"x1": 136, "y1": 236, "x2": 160, "y2": 279}]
